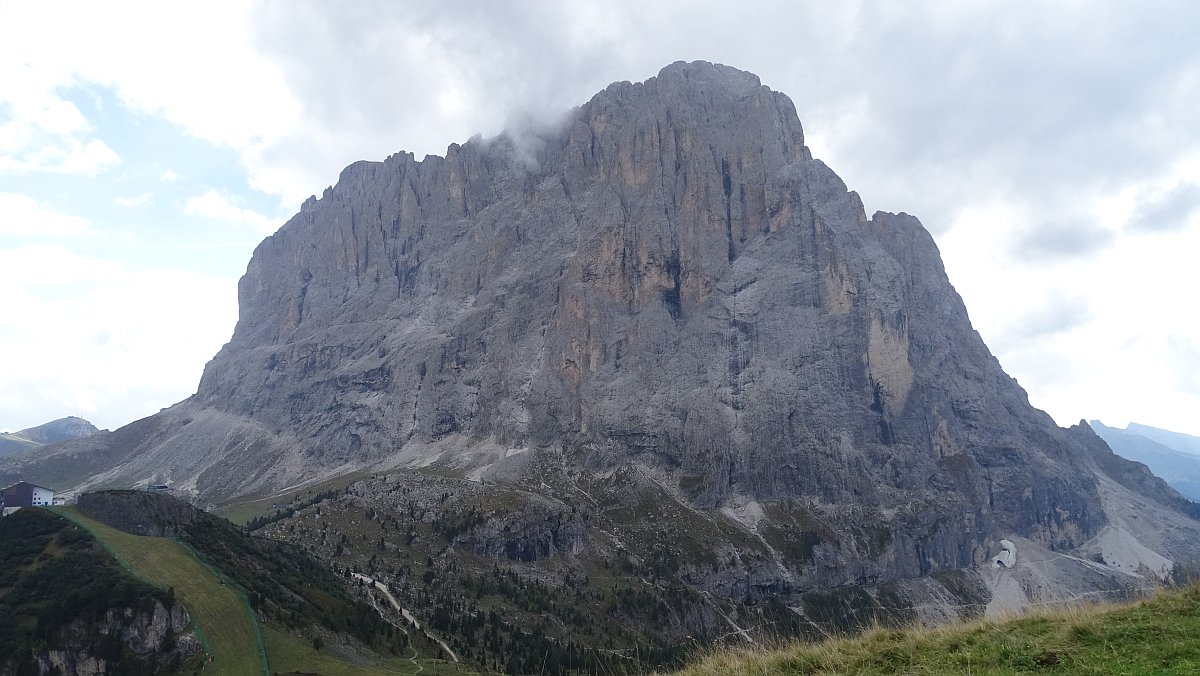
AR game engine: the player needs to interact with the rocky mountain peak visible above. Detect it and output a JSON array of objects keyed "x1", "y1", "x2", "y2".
[
  {"x1": 576, "y1": 59, "x2": 808, "y2": 164},
  {"x1": 18, "y1": 416, "x2": 99, "y2": 444},
  {"x1": 0, "y1": 416, "x2": 99, "y2": 458},
  {"x1": 187, "y1": 60, "x2": 1107, "y2": 545},
  {"x1": 8, "y1": 65, "x2": 1199, "y2": 620}
]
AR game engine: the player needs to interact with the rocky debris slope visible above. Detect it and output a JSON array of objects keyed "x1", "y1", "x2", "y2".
[{"x1": 6, "y1": 61, "x2": 1199, "y2": 634}]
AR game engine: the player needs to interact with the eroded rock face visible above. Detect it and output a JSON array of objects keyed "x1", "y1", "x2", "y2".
[
  {"x1": 77, "y1": 490, "x2": 200, "y2": 537},
  {"x1": 200, "y1": 61, "x2": 1108, "y2": 547},
  {"x1": 33, "y1": 600, "x2": 199, "y2": 676}
]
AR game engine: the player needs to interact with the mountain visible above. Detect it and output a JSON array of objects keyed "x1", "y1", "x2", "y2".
[
  {"x1": 0, "y1": 433, "x2": 38, "y2": 456},
  {"x1": 1126, "y1": 422, "x2": 1200, "y2": 457},
  {"x1": 1090, "y1": 421, "x2": 1200, "y2": 501},
  {"x1": 0, "y1": 416, "x2": 98, "y2": 458},
  {"x1": 4, "y1": 62, "x2": 1199, "y2": 663}
]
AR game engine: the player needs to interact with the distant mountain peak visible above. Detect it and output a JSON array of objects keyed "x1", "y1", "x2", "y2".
[
  {"x1": 17, "y1": 416, "x2": 99, "y2": 444},
  {"x1": 0, "y1": 416, "x2": 99, "y2": 458}
]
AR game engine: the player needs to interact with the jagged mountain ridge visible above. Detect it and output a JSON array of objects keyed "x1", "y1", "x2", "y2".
[{"x1": 5, "y1": 62, "x2": 1198, "y2": 622}]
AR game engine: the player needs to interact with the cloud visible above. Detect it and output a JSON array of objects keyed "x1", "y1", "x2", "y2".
[
  {"x1": 0, "y1": 192, "x2": 95, "y2": 238},
  {"x1": 1009, "y1": 217, "x2": 1116, "y2": 263},
  {"x1": 0, "y1": 61, "x2": 121, "y2": 175},
  {"x1": 1010, "y1": 294, "x2": 1093, "y2": 342},
  {"x1": 0, "y1": 244, "x2": 237, "y2": 431},
  {"x1": 0, "y1": 116, "x2": 120, "y2": 174},
  {"x1": 244, "y1": 0, "x2": 655, "y2": 204},
  {"x1": 161, "y1": 168, "x2": 178, "y2": 181},
  {"x1": 185, "y1": 189, "x2": 279, "y2": 234},
  {"x1": 1168, "y1": 336, "x2": 1200, "y2": 399},
  {"x1": 113, "y1": 192, "x2": 153, "y2": 208},
  {"x1": 0, "y1": 1, "x2": 296, "y2": 196},
  {"x1": 1126, "y1": 182, "x2": 1200, "y2": 233}
]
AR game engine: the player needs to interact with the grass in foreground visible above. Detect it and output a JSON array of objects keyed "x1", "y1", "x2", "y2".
[
  {"x1": 55, "y1": 506, "x2": 264, "y2": 676},
  {"x1": 670, "y1": 585, "x2": 1200, "y2": 675}
]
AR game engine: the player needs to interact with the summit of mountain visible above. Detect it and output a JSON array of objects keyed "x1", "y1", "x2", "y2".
[{"x1": 0, "y1": 416, "x2": 98, "y2": 458}]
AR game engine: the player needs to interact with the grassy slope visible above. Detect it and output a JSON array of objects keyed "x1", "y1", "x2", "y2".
[
  {"x1": 669, "y1": 585, "x2": 1200, "y2": 675},
  {"x1": 261, "y1": 626, "x2": 467, "y2": 676},
  {"x1": 55, "y1": 506, "x2": 265, "y2": 676},
  {"x1": 57, "y1": 504, "x2": 470, "y2": 676},
  {"x1": 0, "y1": 508, "x2": 191, "y2": 672}
]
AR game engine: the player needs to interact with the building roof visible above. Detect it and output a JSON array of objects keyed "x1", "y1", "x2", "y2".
[{"x1": 2, "y1": 481, "x2": 54, "y2": 493}]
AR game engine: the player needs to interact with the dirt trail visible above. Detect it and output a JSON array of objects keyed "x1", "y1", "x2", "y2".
[{"x1": 353, "y1": 573, "x2": 459, "y2": 663}]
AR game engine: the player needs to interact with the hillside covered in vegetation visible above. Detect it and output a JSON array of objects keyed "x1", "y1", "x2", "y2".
[
  {"x1": 69, "y1": 490, "x2": 452, "y2": 672},
  {"x1": 670, "y1": 584, "x2": 1200, "y2": 675},
  {"x1": 0, "y1": 508, "x2": 200, "y2": 673}
]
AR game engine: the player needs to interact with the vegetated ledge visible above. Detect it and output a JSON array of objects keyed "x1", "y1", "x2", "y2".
[{"x1": 665, "y1": 584, "x2": 1200, "y2": 675}]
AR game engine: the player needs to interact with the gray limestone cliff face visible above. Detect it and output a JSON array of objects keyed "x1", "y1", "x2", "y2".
[{"x1": 188, "y1": 61, "x2": 1110, "y2": 565}]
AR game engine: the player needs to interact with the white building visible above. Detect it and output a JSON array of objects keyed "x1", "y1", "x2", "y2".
[{"x1": 2, "y1": 481, "x2": 56, "y2": 508}]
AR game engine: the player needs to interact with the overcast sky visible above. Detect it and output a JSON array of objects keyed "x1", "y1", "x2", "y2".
[{"x1": 2, "y1": 1, "x2": 1198, "y2": 438}]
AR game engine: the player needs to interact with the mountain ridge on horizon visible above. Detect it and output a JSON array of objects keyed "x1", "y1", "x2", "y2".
[{"x1": 1090, "y1": 420, "x2": 1200, "y2": 502}]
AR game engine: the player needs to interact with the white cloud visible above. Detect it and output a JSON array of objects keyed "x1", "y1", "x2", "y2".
[
  {"x1": 0, "y1": 193, "x2": 96, "y2": 238},
  {"x1": 57, "y1": 138, "x2": 120, "y2": 174},
  {"x1": 0, "y1": 117, "x2": 120, "y2": 174},
  {"x1": 161, "y1": 168, "x2": 179, "y2": 181},
  {"x1": 1, "y1": 1, "x2": 301, "y2": 197},
  {"x1": 0, "y1": 244, "x2": 237, "y2": 431},
  {"x1": 1126, "y1": 181, "x2": 1200, "y2": 233},
  {"x1": 0, "y1": 60, "x2": 121, "y2": 175},
  {"x1": 113, "y1": 192, "x2": 153, "y2": 208},
  {"x1": 185, "y1": 189, "x2": 279, "y2": 234},
  {"x1": 942, "y1": 200, "x2": 1200, "y2": 436}
]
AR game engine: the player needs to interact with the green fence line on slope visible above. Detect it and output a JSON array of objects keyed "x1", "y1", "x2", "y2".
[
  {"x1": 175, "y1": 538, "x2": 271, "y2": 676},
  {"x1": 49, "y1": 507, "x2": 214, "y2": 657}
]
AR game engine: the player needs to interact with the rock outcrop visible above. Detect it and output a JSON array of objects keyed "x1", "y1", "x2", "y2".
[
  {"x1": 32, "y1": 600, "x2": 200, "y2": 676},
  {"x1": 198, "y1": 61, "x2": 1120, "y2": 559},
  {"x1": 77, "y1": 490, "x2": 200, "y2": 537}
]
